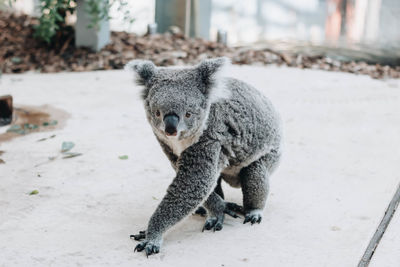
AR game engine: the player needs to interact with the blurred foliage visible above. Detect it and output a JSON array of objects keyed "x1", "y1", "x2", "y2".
[
  {"x1": 5, "y1": 0, "x2": 134, "y2": 44},
  {"x1": 84, "y1": 0, "x2": 135, "y2": 30},
  {"x1": 0, "y1": 0, "x2": 13, "y2": 9},
  {"x1": 34, "y1": 0, "x2": 75, "y2": 43}
]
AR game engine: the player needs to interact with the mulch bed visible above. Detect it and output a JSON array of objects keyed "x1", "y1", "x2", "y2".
[{"x1": 1, "y1": 10, "x2": 399, "y2": 79}]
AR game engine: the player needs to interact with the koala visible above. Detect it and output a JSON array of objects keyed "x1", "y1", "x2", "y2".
[{"x1": 126, "y1": 57, "x2": 282, "y2": 256}]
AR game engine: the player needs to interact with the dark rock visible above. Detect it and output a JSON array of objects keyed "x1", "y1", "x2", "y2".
[{"x1": 0, "y1": 95, "x2": 13, "y2": 126}]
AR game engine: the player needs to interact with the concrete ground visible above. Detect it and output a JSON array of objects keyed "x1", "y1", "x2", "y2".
[{"x1": 0, "y1": 65, "x2": 399, "y2": 267}]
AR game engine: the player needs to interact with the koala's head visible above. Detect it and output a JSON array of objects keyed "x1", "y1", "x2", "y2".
[{"x1": 126, "y1": 57, "x2": 230, "y2": 140}]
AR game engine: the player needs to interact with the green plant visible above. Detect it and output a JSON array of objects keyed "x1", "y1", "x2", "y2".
[
  {"x1": 6, "y1": 0, "x2": 134, "y2": 44},
  {"x1": 86, "y1": 0, "x2": 134, "y2": 29},
  {"x1": 85, "y1": 0, "x2": 110, "y2": 30},
  {"x1": 34, "y1": 0, "x2": 75, "y2": 43}
]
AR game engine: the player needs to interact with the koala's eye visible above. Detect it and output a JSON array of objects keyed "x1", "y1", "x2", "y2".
[
  {"x1": 185, "y1": 112, "x2": 191, "y2": 118},
  {"x1": 155, "y1": 110, "x2": 161, "y2": 117}
]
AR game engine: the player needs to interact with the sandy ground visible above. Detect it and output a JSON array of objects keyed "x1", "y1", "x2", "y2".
[{"x1": 0, "y1": 65, "x2": 399, "y2": 267}]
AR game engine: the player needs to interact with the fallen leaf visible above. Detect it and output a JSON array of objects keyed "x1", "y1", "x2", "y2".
[
  {"x1": 6, "y1": 124, "x2": 26, "y2": 134},
  {"x1": 6, "y1": 125, "x2": 21, "y2": 132},
  {"x1": 61, "y1": 141, "x2": 75, "y2": 152},
  {"x1": 0, "y1": 159, "x2": 5, "y2": 164},
  {"x1": 29, "y1": 190, "x2": 39, "y2": 195},
  {"x1": 6, "y1": 123, "x2": 40, "y2": 135},
  {"x1": 62, "y1": 152, "x2": 82, "y2": 159},
  {"x1": 119, "y1": 155, "x2": 129, "y2": 160},
  {"x1": 37, "y1": 134, "x2": 56, "y2": 142},
  {"x1": 23, "y1": 123, "x2": 38, "y2": 130},
  {"x1": 42, "y1": 120, "x2": 58, "y2": 126}
]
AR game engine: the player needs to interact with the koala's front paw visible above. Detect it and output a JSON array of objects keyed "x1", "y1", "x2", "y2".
[
  {"x1": 134, "y1": 239, "x2": 162, "y2": 257},
  {"x1": 243, "y1": 209, "x2": 263, "y2": 225}
]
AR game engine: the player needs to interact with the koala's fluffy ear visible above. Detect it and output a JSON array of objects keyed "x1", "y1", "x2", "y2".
[
  {"x1": 125, "y1": 60, "x2": 156, "y2": 99},
  {"x1": 197, "y1": 57, "x2": 231, "y2": 102}
]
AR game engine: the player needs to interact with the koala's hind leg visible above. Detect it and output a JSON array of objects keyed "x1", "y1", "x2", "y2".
[
  {"x1": 202, "y1": 178, "x2": 243, "y2": 231},
  {"x1": 195, "y1": 177, "x2": 225, "y2": 216},
  {"x1": 240, "y1": 152, "x2": 280, "y2": 225},
  {"x1": 203, "y1": 191, "x2": 225, "y2": 231}
]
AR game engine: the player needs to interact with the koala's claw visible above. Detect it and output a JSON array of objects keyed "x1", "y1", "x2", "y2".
[
  {"x1": 134, "y1": 240, "x2": 160, "y2": 257},
  {"x1": 134, "y1": 241, "x2": 146, "y2": 252},
  {"x1": 130, "y1": 230, "x2": 146, "y2": 241},
  {"x1": 243, "y1": 210, "x2": 263, "y2": 225},
  {"x1": 202, "y1": 215, "x2": 224, "y2": 232}
]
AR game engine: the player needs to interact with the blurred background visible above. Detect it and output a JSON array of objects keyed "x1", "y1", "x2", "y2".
[
  {"x1": 6, "y1": 0, "x2": 400, "y2": 47},
  {"x1": 1, "y1": 0, "x2": 399, "y2": 76}
]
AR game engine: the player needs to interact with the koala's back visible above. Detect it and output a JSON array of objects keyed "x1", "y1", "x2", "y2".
[{"x1": 205, "y1": 77, "x2": 282, "y2": 171}]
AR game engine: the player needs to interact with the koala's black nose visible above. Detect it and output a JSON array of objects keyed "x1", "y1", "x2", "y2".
[{"x1": 163, "y1": 114, "x2": 179, "y2": 136}]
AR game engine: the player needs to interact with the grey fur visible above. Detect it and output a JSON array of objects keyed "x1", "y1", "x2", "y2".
[{"x1": 127, "y1": 57, "x2": 282, "y2": 256}]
